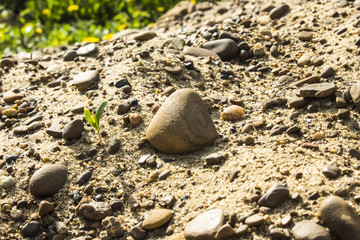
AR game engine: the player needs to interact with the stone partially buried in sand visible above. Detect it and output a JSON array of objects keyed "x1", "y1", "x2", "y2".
[
  {"x1": 146, "y1": 88, "x2": 218, "y2": 153},
  {"x1": 29, "y1": 164, "x2": 68, "y2": 197},
  {"x1": 319, "y1": 196, "x2": 360, "y2": 240},
  {"x1": 72, "y1": 70, "x2": 100, "y2": 91},
  {"x1": 292, "y1": 220, "x2": 331, "y2": 240},
  {"x1": 300, "y1": 83, "x2": 336, "y2": 98},
  {"x1": 142, "y1": 209, "x2": 172, "y2": 230}
]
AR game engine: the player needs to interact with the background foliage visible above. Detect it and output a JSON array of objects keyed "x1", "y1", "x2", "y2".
[{"x1": 0, "y1": 0, "x2": 190, "y2": 57}]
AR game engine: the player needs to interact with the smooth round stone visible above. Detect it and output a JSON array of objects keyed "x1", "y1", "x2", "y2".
[
  {"x1": 62, "y1": 119, "x2": 84, "y2": 141},
  {"x1": 221, "y1": 105, "x2": 245, "y2": 121},
  {"x1": 298, "y1": 55, "x2": 311, "y2": 66},
  {"x1": 312, "y1": 132, "x2": 324, "y2": 141},
  {"x1": 22, "y1": 221, "x2": 40, "y2": 237},
  {"x1": 319, "y1": 196, "x2": 360, "y2": 240},
  {"x1": 245, "y1": 214, "x2": 265, "y2": 226},
  {"x1": 2, "y1": 176, "x2": 16, "y2": 189},
  {"x1": 185, "y1": 209, "x2": 224, "y2": 240},
  {"x1": 78, "y1": 202, "x2": 112, "y2": 221},
  {"x1": 300, "y1": 83, "x2": 337, "y2": 98},
  {"x1": 63, "y1": 50, "x2": 78, "y2": 61},
  {"x1": 133, "y1": 30, "x2": 157, "y2": 41},
  {"x1": 214, "y1": 223, "x2": 235, "y2": 240},
  {"x1": 269, "y1": 4, "x2": 290, "y2": 19},
  {"x1": 29, "y1": 164, "x2": 68, "y2": 197},
  {"x1": 130, "y1": 223, "x2": 147, "y2": 240},
  {"x1": 292, "y1": 220, "x2": 331, "y2": 240},
  {"x1": 203, "y1": 39, "x2": 238, "y2": 61},
  {"x1": 320, "y1": 66, "x2": 335, "y2": 78},
  {"x1": 76, "y1": 43, "x2": 97, "y2": 56},
  {"x1": 350, "y1": 82, "x2": 360, "y2": 108},
  {"x1": 76, "y1": 171, "x2": 92, "y2": 186},
  {"x1": 142, "y1": 209, "x2": 172, "y2": 230},
  {"x1": 2, "y1": 108, "x2": 18, "y2": 117},
  {"x1": 258, "y1": 183, "x2": 289, "y2": 208},
  {"x1": 146, "y1": 89, "x2": 218, "y2": 153},
  {"x1": 108, "y1": 139, "x2": 121, "y2": 154},
  {"x1": 322, "y1": 165, "x2": 340, "y2": 178},
  {"x1": 3, "y1": 92, "x2": 24, "y2": 103},
  {"x1": 38, "y1": 200, "x2": 55, "y2": 217},
  {"x1": 270, "y1": 45, "x2": 279, "y2": 57},
  {"x1": 72, "y1": 70, "x2": 99, "y2": 91},
  {"x1": 299, "y1": 31, "x2": 313, "y2": 41}
]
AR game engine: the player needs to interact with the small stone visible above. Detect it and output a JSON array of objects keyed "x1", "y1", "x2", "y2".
[
  {"x1": 245, "y1": 214, "x2": 265, "y2": 226},
  {"x1": 2, "y1": 108, "x2": 18, "y2": 117},
  {"x1": 319, "y1": 196, "x2": 360, "y2": 240},
  {"x1": 129, "y1": 113, "x2": 143, "y2": 126},
  {"x1": 133, "y1": 31, "x2": 157, "y2": 41},
  {"x1": 252, "y1": 43, "x2": 266, "y2": 58},
  {"x1": 286, "y1": 125, "x2": 301, "y2": 134},
  {"x1": 76, "y1": 171, "x2": 92, "y2": 186},
  {"x1": 183, "y1": 47, "x2": 220, "y2": 59},
  {"x1": 270, "y1": 125, "x2": 288, "y2": 136},
  {"x1": 78, "y1": 202, "x2": 112, "y2": 221},
  {"x1": 349, "y1": 148, "x2": 360, "y2": 159},
  {"x1": 322, "y1": 165, "x2": 340, "y2": 178},
  {"x1": 229, "y1": 170, "x2": 240, "y2": 182},
  {"x1": 299, "y1": 31, "x2": 313, "y2": 41},
  {"x1": 55, "y1": 221, "x2": 68, "y2": 234},
  {"x1": 46, "y1": 127, "x2": 63, "y2": 138},
  {"x1": 269, "y1": 4, "x2": 290, "y2": 19},
  {"x1": 29, "y1": 164, "x2": 68, "y2": 197},
  {"x1": 236, "y1": 224, "x2": 248, "y2": 235},
  {"x1": 300, "y1": 83, "x2": 336, "y2": 98},
  {"x1": 203, "y1": 39, "x2": 238, "y2": 60},
  {"x1": 72, "y1": 70, "x2": 99, "y2": 91},
  {"x1": 38, "y1": 200, "x2": 55, "y2": 217},
  {"x1": 320, "y1": 66, "x2": 335, "y2": 78},
  {"x1": 108, "y1": 139, "x2": 121, "y2": 154},
  {"x1": 269, "y1": 228, "x2": 291, "y2": 239},
  {"x1": 302, "y1": 143, "x2": 319, "y2": 150},
  {"x1": 102, "y1": 216, "x2": 124, "y2": 237},
  {"x1": 221, "y1": 105, "x2": 245, "y2": 121},
  {"x1": 117, "y1": 102, "x2": 131, "y2": 115},
  {"x1": 2, "y1": 176, "x2": 16, "y2": 189},
  {"x1": 337, "y1": 109, "x2": 350, "y2": 119},
  {"x1": 350, "y1": 82, "x2": 360, "y2": 108},
  {"x1": 142, "y1": 209, "x2": 172, "y2": 230},
  {"x1": 3, "y1": 92, "x2": 24, "y2": 103},
  {"x1": 241, "y1": 124, "x2": 255, "y2": 133},
  {"x1": 62, "y1": 119, "x2": 84, "y2": 141},
  {"x1": 258, "y1": 183, "x2": 289, "y2": 208},
  {"x1": 130, "y1": 223, "x2": 147, "y2": 240},
  {"x1": 164, "y1": 66, "x2": 182, "y2": 75},
  {"x1": 76, "y1": 43, "x2": 97, "y2": 56},
  {"x1": 22, "y1": 221, "x2": 40, "y2": 237},
  {"x1": 270, "y1": 45, "x2": 279, "y2": 57},
  {"x1": 184, "y1": 209, "x2": 224, "y2": 240},
  {"x1": 288, "y1": 97, "x2": 309, "y2": 109},
  {"x1": 244, "y1": 136, "x2": 255, "y2": 145},
  {"x1": 292, "y1": 220, "x2": 331, "y2": 240},
  {"x1": 204, "y1": 153, "x2": 225, "y2": 165},
  {"x1": 63, "y1": 50, "x2": 78, "y2": 61},
  {"x1": 297, "y1": 54, "x2": 311, "y2": 66},
  {"x1": 312, "y1": 132, "x2": 324, "y2": 141},
  {"x1": 214, "y1": 224, "x2": 235, "y2": 240}
]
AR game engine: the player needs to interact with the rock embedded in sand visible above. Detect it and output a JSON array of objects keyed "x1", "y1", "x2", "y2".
[
  {"x1": 184, "y1": 208, "x2": 224, "y2": 240},
  {"x1": 72, "y1": 70, "x2": 99, "y2": 91},
  {"x1": 221, "y1": 105, "x2": 245, "y2": 121},
  {"x1": 38, "y1": 200, "x2": 55, "y2": 217},
  {"x1": 298, "y1": 31, "x2": 313, "y2": 41},
  {"x1": 3, "y1": 92, "x2": 24, "y2": 103},
  {"x1": 183, "y1": 47, "x2": 220, "y2": 58},
  {"x1": 350, "y1": 82, "x2": 360, "y2": 108},
  {"x1": 76, "y1": 43, "x2": 97, "y2": 56},
  {"x1": 29, "y1": 164, "x2": 68, "y2": 197},
  {"x1": 146, "y1": 88, "x2": 218, "y2": 153},
  {"x1": 319, "y1": 196, "x2": 360, "y2": 240},
  {"x1": 133, "y1": 30, "x2": 157, "y2": 41},
  {"x1": 300, "y1": 83, "x2": 337, "y2": 98},
  {"x1": 63, "y1": 50, "x2": 78, "y2": 61},
  {"x1": 22, "y1": 221, "x2": 40, "y2": 238},
  {"x1": 292, "y1": 220, "x2": 331, "y2": 240},
  {"x1": 258, "y1": 183, "x2": 289, "y2": 208},
  {"x1": 269, "y1": 4, "x2": 290, "y2": 20},
  {"x1": 202, "y1": 39, "x2": 238, "y2": 60},
  {"x1": 78, "y1": 202, "x2": 112, "y2": 221},
  {"x1": 142, "y1": 209, "x2": 172, "y2": 230},
  {"x1": 62, "y1": 119, "x2": 84, "y2": 141}
]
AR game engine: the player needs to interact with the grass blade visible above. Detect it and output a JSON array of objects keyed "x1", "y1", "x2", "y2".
[
  {"x1": 95, "y1": 101, "x2": 108, "y2": 128},
  {"x1": 84, "y1": 107, "x2": 97, "y2": 129}
]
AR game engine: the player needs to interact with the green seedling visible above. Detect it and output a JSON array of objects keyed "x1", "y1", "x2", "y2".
[{"x1": 84, "y1": 101, "x2": 108, "y2": 145}]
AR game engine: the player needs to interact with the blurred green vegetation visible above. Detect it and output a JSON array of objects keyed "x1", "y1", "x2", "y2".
[{"x1": 0, "y1": 0, "x2": 193, "y2": 57}]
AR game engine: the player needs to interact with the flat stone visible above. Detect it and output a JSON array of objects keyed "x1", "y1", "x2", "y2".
[
  {"x1": 2, "y1": 176, "x2": 16, "y2": 189},
  {"x1": 322, "y1": 165, "x2": 340, "y2": 178},
  {"x1": 38, "y1": 200, "x2": 55, "y2": 217},
  {"x1": 165, "y1": 65, "x2": 182, "y2": 75},
  {"x1": 245, "y1": 214, "x2": 265, "y2": 226},
  {"x1": 292, "y1": 220, "x2": 331, "y2": 240},
  {"x1": 349, "y1": 148, "x2": 360, "y2": 159},
  {"x1": 63, "y1": 50, "x2": 78, "y2": 61},
  {"x1": 108, "y1": 139, "x2": 121, "y2": 154},
  {"x1": 46, "y1": 64, "x2": 67, "y2": 75},
  {"x1": 203, "y1": 39, "x2": 238, "y2": 61},
  {"x1": 76, "y1": 43, "x2": 97, "y2": 56},
  {"x1": 269, "y1": 4, "x2": 290, "y2": 19},
  {"x1": 46, "y1": 127, "x2": 63, "y2": 138},
  {"x1": 288, "y1": 97, "x2": 309, "y2": 109},
  {"x1": 300, "y1": 83, "x2": 336, "y2": 98},
  {"x1": 350, "y1": 82, "x2": 360, "y2": 108},
  {"x1": 204, "y1": 153, "x2": 225, "y2": 165},
  {"x1": 2, "y1": 108, "x2": 18, "y2": 117},
  {"x1": 258, "y1": 183, "x2": 289, "y2": 208},
  {"x1": 321, "y1": 66, "x2": 335, "y2": 78},
  {"x1": 299, "y1": 31, "x2": 313, "y2": 41},
  {"x1": 270, "y1": 125, "x2": 288, "y2": 136},
  {"x1": 290, "y1": 76, "x2": 321, "y2": 87},
  {"x1": 146, "y1": 89, "x2": 218, "y2": 153},
  {"x1": 319, "y1": 196, "x2": 360, "y2": 240},
  {"x1": 184, "y1": 209, "x2": 224, "y2": 240},
  {"x1": 72, "y1": 70, "x2": 99, "y2": 91},
  {"x1": 78, "y1": 202, "x2": 112, "y2": 221},
  {"x1": 130, "y1": 223, "x2": 147, "y2": 240},
  {"x1": 183, "y1": 47, "x2": 220, "y2": 59},
  {"x1": 3, "y1": 92, "x2": 24, "y2": 103},
  {"x1": 22, "y1": 221, "x2": 40, "y2": 237},
  {"x1": 142, "y1": 209, "x2": 172, "y2": 230},
  {"x1": 286, "y1": 125, "x2": 301, "y2": 134},
  {"x1": 297, "y1": 54, "x2": 311, "y2": 66},
  {"x1": 13, "y1": 125, "x2": 28, "y2": 135},
  {"x1": 302, "y1": 143, "x2": 319, "y2": 150},
  {"x1": 29, "y1": 164, "x2": 68, "y2": 197},
  {"x1": 76, "y1": 171, "x2": 92, "y2": 186},
  {"x1": 214, "y1": 223, "x2": 235, "y2": 240},
  {"x1": 133, "y1": 30, "x2": 157, "y2": 41},
  {"x1": 62, "y1": 119, "x2": 84, "y2": 141}
]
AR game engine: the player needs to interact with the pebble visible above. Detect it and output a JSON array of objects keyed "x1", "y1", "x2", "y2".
[
  {"x1": 2, "y1": 108, "x2": 18, "y2": 117},
  {"x1": 72, "y1": 70, "x2": 100, "y2": 91},
  {"x1": 258, "y1": 183, "x2": 289, "y2": 208},
  {"x1": 130, "y1": 223, "x2": 147, "y2": 240},
  {"x1": 146, "y1": 89, "x2": 218, "y2": 153},
  {"x1": 286, "y1": 125, "x2": 301, "y2": 134},
  {"x1": 183, "y1": 47, "x2": 220, "y2": 58},
  {"x1": 22, "y1": 221, "x2": 40, "y2": 237},
  {"x1": 63, "y1": 50, "x2": 78, "y2": 61},
  {"x1": 108, "y1": 138, "x2": 121, "y2": 154},
  {"x1": 29, "y1": 164, "x2": 68, "y2": 197},
  {"x1": 214, "y1": 223, "x2": 235, "y2": 240},
  {"x1": 142, "y1": 209, "x2": 172, "y2": 230},
  {"x1": 312, "y1": 132, "x2": 324, "y2": 141},
  {"x1": 244, "y1": 136, "x2": 255, "y2": 145},
  {"x1": 241, "y1": 124, "x2": 255, "y2": 133},
  {"x1": 291, "y1": 76, "x2": 321, "y2": 87},
  {"x1": 129, "y1": 113, "x2": 143, "y2": 126},
  {"x1": 292, "y1": 220, "x2": 331, "y2": 240},
  {"x1": 350, "y1": 82, "x2": 360, "y2": 108},
  {"x1": 269, "y1": 228, "x2": 291, "y2": 239},
  {"x1": 133, "y1": 30, "x2": 157, "y2": 41},
  {"x1": 320, "y1": 66, "x2": 335, "y2": 78},
  {"x1": 349, "y1": 148, "x2": 360, "y2": 159},
  {"x1": 270, "y1": 125, "x2": 288, "y2": 136},
  {"x1": 288, "y1": 97, "x2": 309, "y2": 109},
  {"x1": 319, "y1": 196, "x2": 360, "y2": 240},
  {"x1": 38, "y1": 200, "x2": 55, "y2": 217},
  {"x1": 62, "y1": 119, "x2": 84, "y2": 141},
  {"x1": 269, "y1": 4, "x2": 290, "y2": 19},
  {"x1": 117, "y1": 102, "x2": 131, "y2": 115},
  {"x1": 221, "y1": 105, "x2": 245, "y2": 121},
  {"x1": 236, "y1": 224, "x2": 248, "y2": 235},
  {"x1": 76, "y1": 43, "x2": 97, "y2": 56},
  {"x1": 78, "y1": 202, "x2": 112, "y2": 221},
  {"x1": 300, "y1": 83, "x2": 337, "y2": 98},
  {"x1": 270, "y1": 45, "x2": 279, "y2": 57},
  {"x1": 203, "y1": 39, "x2": 238, "y2": 60},
  {"x1": 322, "y1": 165, "x2": 340, "y2": 178},
  {"x1": 2, "y1": 176, "x2": 16, "y2": 189},
  {"x1": 164, "y1": 66, "x2": 182, "y2": 75},
  {"x1": 3, "y1": 92, "x2": 24, "y2": 103},
  {"x1": 298, "y1": 31, "x2": 313, "y2": 41},
  {"x1": 297, "y1": 54, "x2": 311, "y2": 66},
  {"x1": 56, "y1": 221, "x2": 68, "y2": 234},
  {"x1": 46, "y1": 127, "x2": 63, "y2": 138},
  {"x1": 301, "y1": 143, "x2": 319, "y2": 150},
  {"x1": 76, "y1": 170, "x2": 92, "y2": 186},
  {"x1": 204, "y1": 152, "x2": 225, "y2": 165},
  {"x1": 184, "y1": 209, "x2": 224, "y2": 240},
  {"x1": 252, "y1": 43, "x2": 266, "y2": 57},
  {"x1": 245, "y1": 214, "x2": 265, "y2": 226}
]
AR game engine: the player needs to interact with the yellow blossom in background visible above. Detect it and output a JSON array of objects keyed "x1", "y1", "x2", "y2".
[
  {"x1": 148, "y1": 23, "x2": 156, "y2": 27},
  {"x1": 118, "y1": 23, "x2": 128, "y2": 31},
  {"x1": 42, "y1": 9, "x2": 50, "y2": 15},
  {"x1": 157, "y1": 6, "x2": 164, "y2": 12},
  {"x1": 190, "y1": 0, "x2": 196, "y2": 4},
  {"x1": 82, "y1": 37, "x2": 100, "y2": 43},
  {"x1": 103, "y1": 33, "x2": 114, "y2": 40},
  {"x1": 35, "y1": 28, "x2": 43, "y2": 34},
  {"x1": 68, "y1": 5, "x2": 79, "y2": 12}
]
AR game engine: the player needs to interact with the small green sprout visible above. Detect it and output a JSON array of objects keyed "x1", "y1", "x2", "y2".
[{"x1": 84, "y1": 101, "x2": 108, "y2": 145}]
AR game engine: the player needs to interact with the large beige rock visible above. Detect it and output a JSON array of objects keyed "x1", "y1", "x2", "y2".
[{"x1": 146, "y1": 89, "x2": 218, "y2": 153}]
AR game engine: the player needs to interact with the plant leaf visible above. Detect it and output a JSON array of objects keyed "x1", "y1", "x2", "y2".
[
  {"x1": 84, "y1": 107, "x2": 97, "y2": 129},
  {"x1": 95, "y1": 101, "x2": 108, "y2": 128}
]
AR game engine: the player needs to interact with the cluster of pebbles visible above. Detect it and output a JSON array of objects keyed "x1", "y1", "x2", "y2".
[{"x1": 3, "y1": 0, "x2": 360, "y2": 239}]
